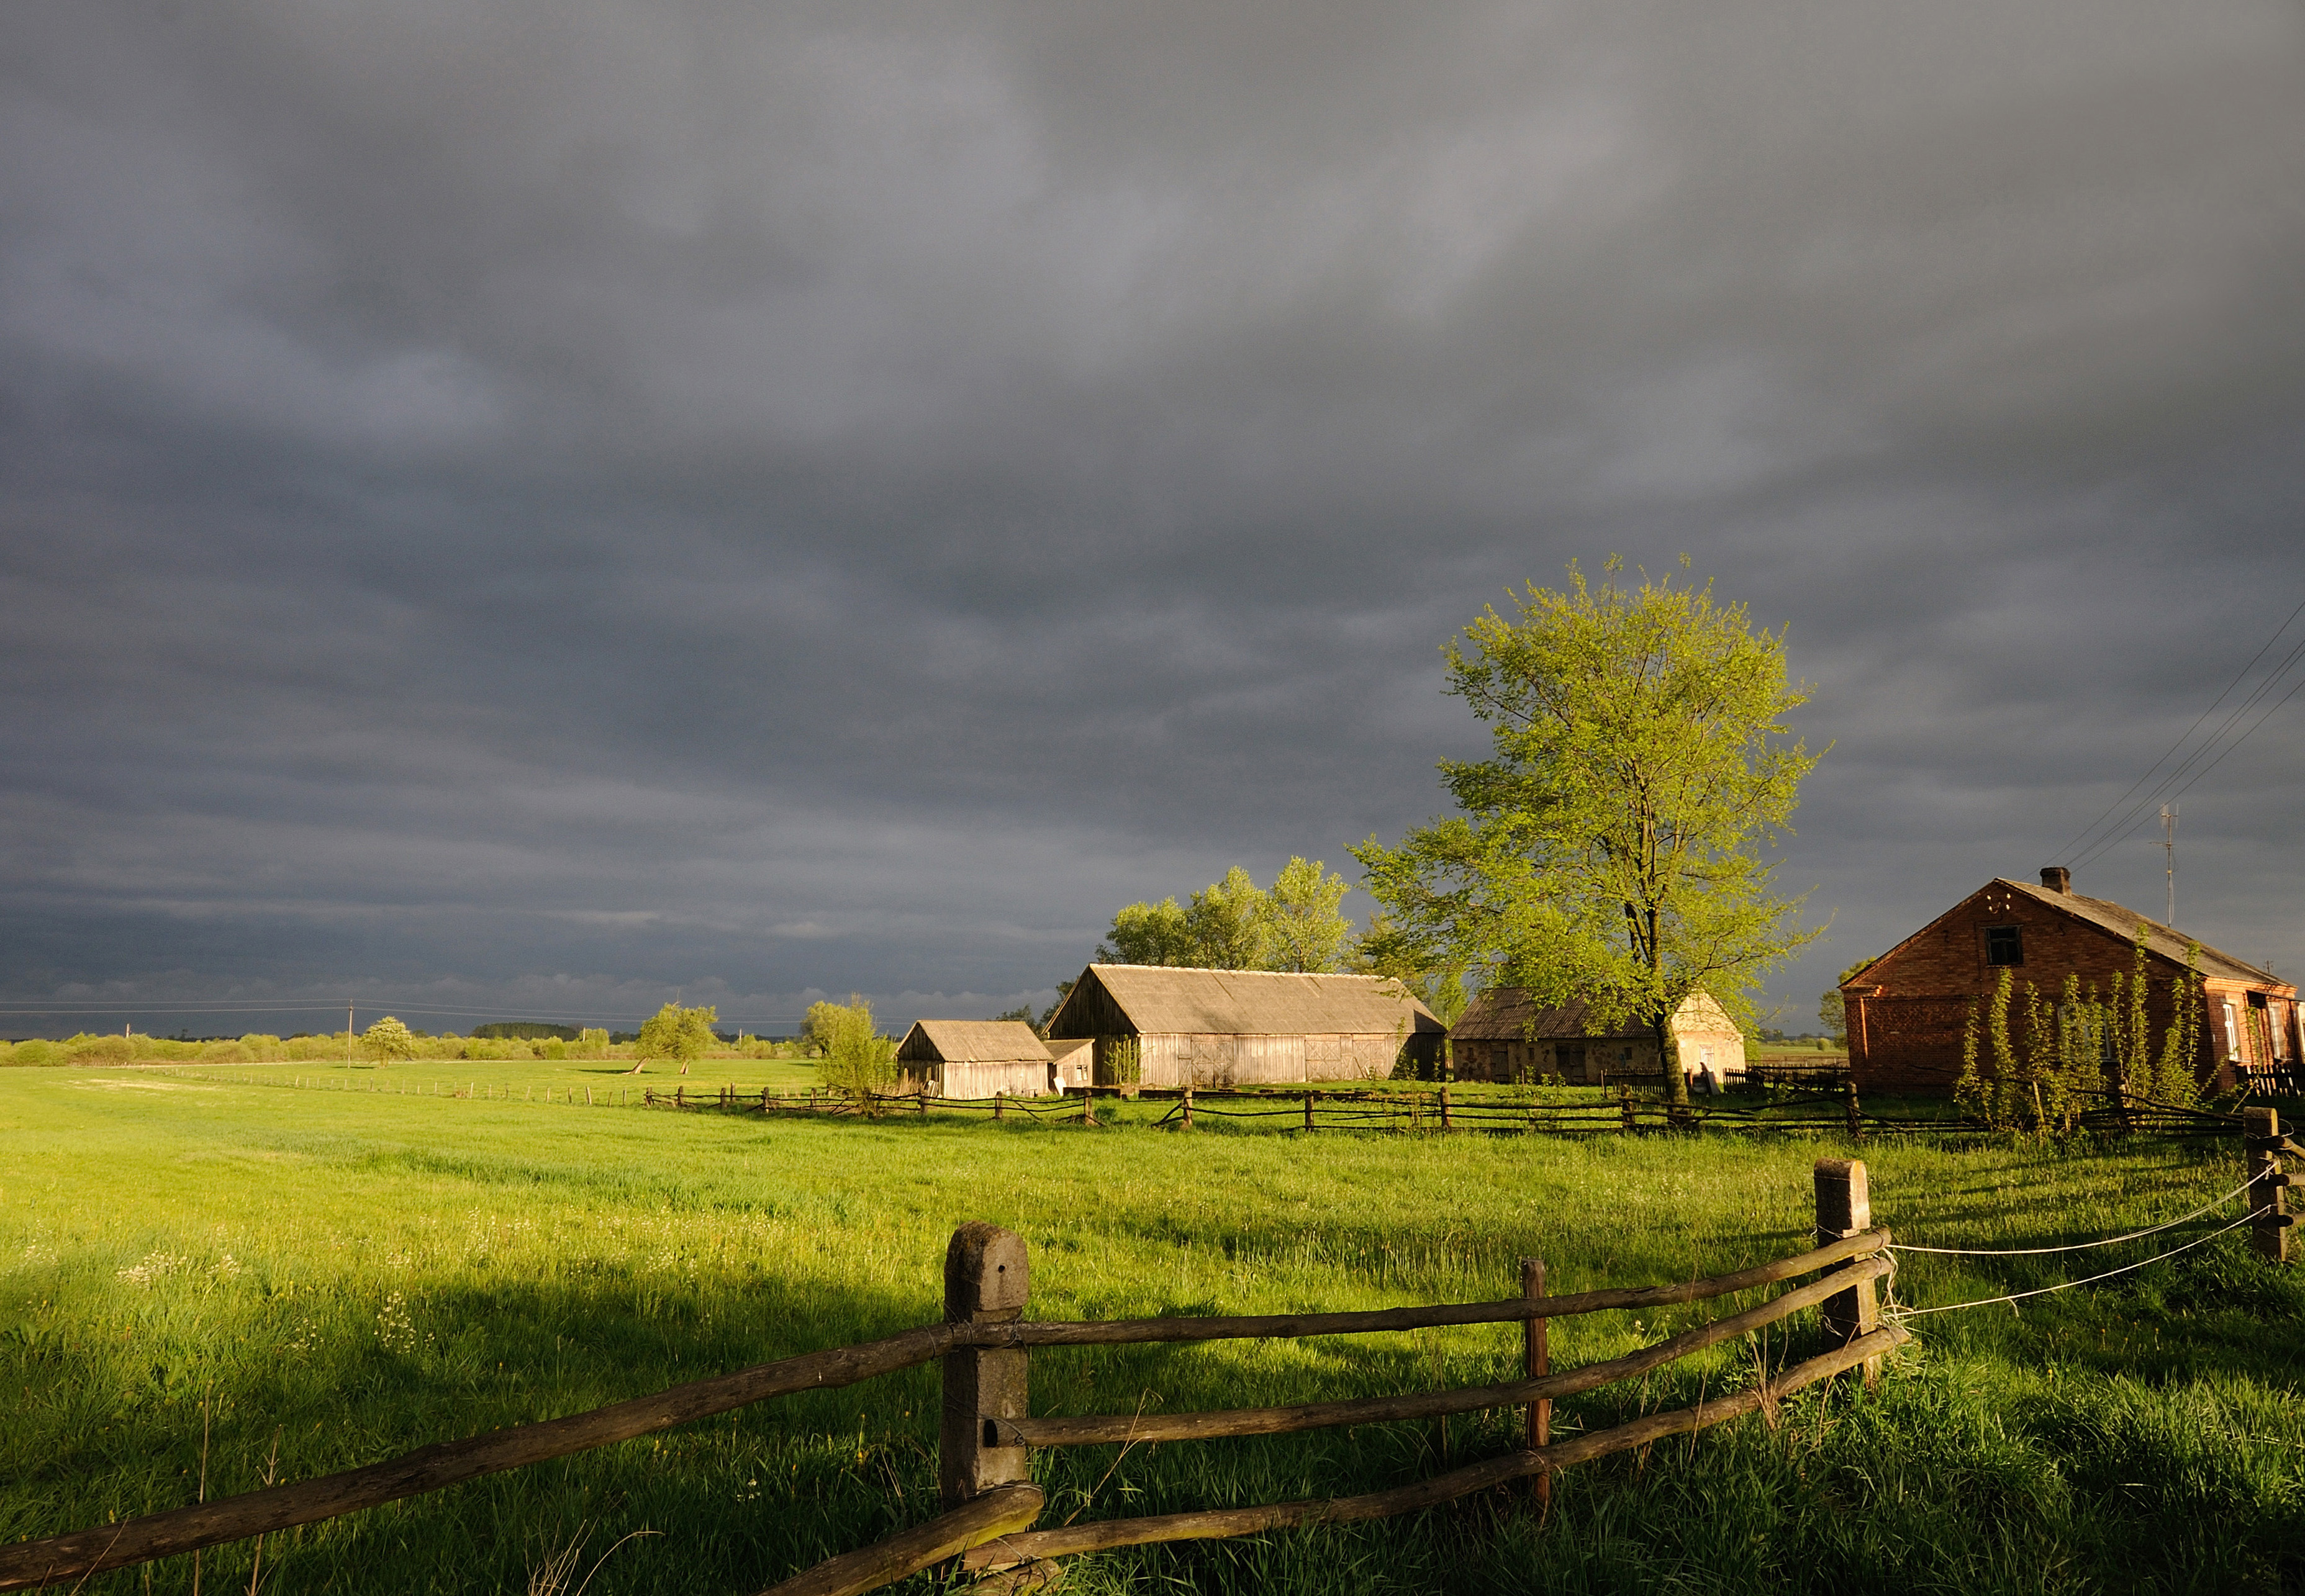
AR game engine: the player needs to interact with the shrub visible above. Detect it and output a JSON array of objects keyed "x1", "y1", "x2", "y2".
[
  {"x1": 361, "y1": 1016, "x2": 417, "y2": 1065},
  {"x1": 66, "y1": 1034, "x2": 134, "y2": 1065},
  {"x1": 814, "y1": 997, "x2": 896, "y2": 1102},
  {"x1": 4, "y1": 1040, "x2": 60, "y2": 1066},
  {"x1": 1094, "y1": 1035, "x2": 1142, "y2": 1087}
]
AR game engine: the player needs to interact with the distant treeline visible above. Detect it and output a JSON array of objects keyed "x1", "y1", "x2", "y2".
[{"x1": 0, "y1": 1029, "x2": 801, "y2": 1066}]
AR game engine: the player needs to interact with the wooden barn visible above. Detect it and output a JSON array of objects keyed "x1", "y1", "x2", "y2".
[
  {"x1": 1044, "y1": 965, "x2": 1444, "y2": 1088},
  {"x1": 1448, "y1": 989, "x2": 1746, "y2": 1086},
  {"x1": 1841, "y1": 867, "x2": 2299, "y2": 1094},
  {"x1": 894, "y1": 1020, "x2": 1059, "y2": 1099}
]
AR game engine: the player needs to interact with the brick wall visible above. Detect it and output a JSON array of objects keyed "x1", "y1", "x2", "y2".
[{"x1": 1844, "y1": 879, "x2": 2244, "y2": 1094}]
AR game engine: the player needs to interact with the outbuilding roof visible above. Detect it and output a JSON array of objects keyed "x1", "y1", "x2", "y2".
[
  {"x1": 896, "y1": 1019, "x2": 1054, "y2": 1063},
  {"x1": 1057, "y1": 965, "x2": 1441, "y2": 1037},
  {"x1": 1450, "y1": 988, "x2": 1736, "y2": 1042}
]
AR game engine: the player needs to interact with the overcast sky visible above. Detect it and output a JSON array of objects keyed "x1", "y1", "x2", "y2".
[{"x1": 4, "y1": 1, "x2": 2303, "y2": 1038}]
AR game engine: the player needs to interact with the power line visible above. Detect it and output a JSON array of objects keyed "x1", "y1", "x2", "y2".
[
  {"x1": 2054, "y1": 590, "x2": 2305, "y2": 876},
  {"x1": 2050, "y1": 592, "x2": 2305, "y2": 864},
  {"x1": 2070, "y1": 664, "x2": 2305, "y2": 875}
]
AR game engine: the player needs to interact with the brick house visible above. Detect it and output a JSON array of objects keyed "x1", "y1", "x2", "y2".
[
  {"x1": 1842, "y1": 867, "x2": 2299, "y2": 1094},
  {"x1": 1448, "y1": 988, "x2": 1747, "y2": 1086}
]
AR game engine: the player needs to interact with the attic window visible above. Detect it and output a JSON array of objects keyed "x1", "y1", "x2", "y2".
[{"x1": 1986, "y1": 926, "x2": 2024, "y2": 967}]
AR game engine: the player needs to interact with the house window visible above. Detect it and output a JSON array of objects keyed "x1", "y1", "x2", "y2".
[
  {"x1": 2222, "y1": 1001, "x2": 2242, "y2": 1062},
  {"x1": 1985, "y1": 926, "x2": 2024, "y2": 967}
]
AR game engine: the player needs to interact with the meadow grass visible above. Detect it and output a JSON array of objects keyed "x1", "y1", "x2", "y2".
[{"x1": 4, "y1": 1065, "x2": 2302, "y2": 1594}]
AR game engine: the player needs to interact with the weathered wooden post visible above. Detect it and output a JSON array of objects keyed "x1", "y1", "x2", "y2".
[
  {"x1": 1521, "y1": 1257, "x2": 1551, "y2": 1516},
  {"x1": 1181, "y1": 1086, "x2": 1193, "y2": 1129},
  {"x1": 2245, "y1": 1106, "x2": 2292, "y2": 1264},
  {"x1": 1439, "y1": 1085, "x2": 1452, "y2": 1132},
  {"x1": 1619, "y1": 1088, "x2": 1636, "y2": 1135},
  {"x1": 941, "y1": 1223, "x2": 1031, "y2": 1510},
  {"x1": 1844, "y1": 1078, "x2": 1863, "y2": 1141},
  {"x1": 1303, "y1": 1093, "x2": 1315, "y2": 1134},
  {"x1": 1813, "y1": 1158, "x2": 1881, "y2": 1383},
  {"x1": 993, "y1": 1091, "x2": 1005, "y2": 1122}
]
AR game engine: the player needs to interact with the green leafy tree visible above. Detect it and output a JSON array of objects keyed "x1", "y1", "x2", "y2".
[
  {"x1": 627, "y1": 1002, "x2": 718, "y2": 1076},
  {"x1": 360, "y1": 1015, "x2": 416, "y2": 1066},
  {"x1": 1098, "y1": 899, "x2": 1193, "y2": 966},
  {"x1": 1186, "y1": 867, "x2": 1269, "y2": 968},
  {"x1": 1819, "y1": 958, "x2": 1875, "y2": 1047},
  {"x1": 815, "y1": 994, "x2": 897, "y2": 1104},
  {"x1": 1356, "y1": 910, "x2": 1471, "y2": 1026},
  {"x1": 801, "y1": 1000, "x2": 850, "y2": 1058},
  {"x1": 1262, "y1": 857, "x2": 1354, "y2": 973},
  {"x1": 1355, "y1": 558, "x2": 1824, "y2": 1105}
]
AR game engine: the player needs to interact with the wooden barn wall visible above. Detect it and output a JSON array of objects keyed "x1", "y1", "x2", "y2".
[
  {"x1": 1047, "y1": 975, "x2": 1131, "y2": 1039},
  {"x1": 1139, "y1": 1032, "x2": 1413, "y2": 1087},
  {"x1": 935, "y1": 1059, "x2": 1055, "y2": 1099}
]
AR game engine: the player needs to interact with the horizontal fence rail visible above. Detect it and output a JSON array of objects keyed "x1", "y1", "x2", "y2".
[
  {"x1": 990, "y1": 1257, "x2": 1892, "y2": 1448},
  {"x1": 952, "y1": 1326, "x2": 1910, "y2": 1580}
]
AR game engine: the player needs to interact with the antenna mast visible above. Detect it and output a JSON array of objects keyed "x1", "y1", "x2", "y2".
[{"x1": 2159, "y1": 803, "x2": 2178, "y2": 925}]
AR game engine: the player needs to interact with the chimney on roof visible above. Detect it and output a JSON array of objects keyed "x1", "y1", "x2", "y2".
[{"x1": 2040, "y1": 865, "x2": 2072, "y2": 895}]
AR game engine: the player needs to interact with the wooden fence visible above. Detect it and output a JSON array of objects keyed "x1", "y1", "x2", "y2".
[
  {"x1": 0, "y1": 1161, "x2": 1906, "y2": 1595},
  {"x1": 646, "y1": 1078, "x2": 2250, "y2": 1144}
]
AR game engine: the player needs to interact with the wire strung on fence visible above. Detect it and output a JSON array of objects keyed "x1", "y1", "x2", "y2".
[
  {"x1": 1883, "y1": 1174, "x2": 2260, "y2": 1257},
  {"x1": 1883, "y1": 1207, "x2": 2263, "y2": 1321}
]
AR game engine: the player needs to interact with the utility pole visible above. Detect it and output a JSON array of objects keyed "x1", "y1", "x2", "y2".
[{"x1": 2160, "y1": 803, "x2": 2178, "y2": 926}]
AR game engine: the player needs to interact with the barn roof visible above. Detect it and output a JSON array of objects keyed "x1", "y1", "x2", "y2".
[
  {"x1": 1059, "y1": 965, "x2": 1442, "y2": 1037},
  {"x1": 1449, "y1": 988, "x2": 1734, "y2": 1042},
  {"x1": 897, "y1": 1019, "x2": 1054, "y2": 1063}
]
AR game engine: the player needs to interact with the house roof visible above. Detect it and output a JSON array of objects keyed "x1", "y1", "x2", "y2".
[
  {"x1": 1061, "y1": 965, "x2": 1442, "y2": 1037},
  {"x1": 1450, "y1": 988, "x2": 1735, "y2": 1042},
  {"x1": 1845, "y1": 877, "x2": 2283, "y2": 991},
  {"x1": 897, "y1": 1019, "x2": 1053, "y2": 1063}
]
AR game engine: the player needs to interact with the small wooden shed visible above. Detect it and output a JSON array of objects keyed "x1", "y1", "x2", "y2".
[
  {"x1": 1044, "y1": 964, "x2": 1444, "y2": 1088},
  {"x1": 1449, "y1": 989, "x2": 1746, "y2": 1086},
  {"x1": 1043, "y1": 1035, "x2": 1094, "y2": 1092},
  {"x1": 894, "y1": 1020, "x2": 1058, "y2": 1099}
]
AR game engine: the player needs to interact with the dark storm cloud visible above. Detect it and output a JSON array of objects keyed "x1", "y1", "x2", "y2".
[{"x1": 4, "y1": 0, "x2": 2303, "y2": 1034}]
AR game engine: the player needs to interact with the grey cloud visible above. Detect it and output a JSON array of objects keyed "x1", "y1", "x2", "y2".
[{"x1": 3, "y1": 0, "x2": 2303, "y2": 1035}]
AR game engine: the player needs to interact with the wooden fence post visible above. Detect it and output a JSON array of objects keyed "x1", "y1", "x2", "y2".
[
  {"x1": 1521, "y1": 1258, "x2": 1550, "y2": 1517},
  {"x1": 1813, "y1": 1158, "x2": 1880, "y2": 1384},
  {"x1": 993, "y1": 1091, "x2": 1005, "y2": 1122},
  {"x1": 1620, "y1": 1088, "x2": 1636, "y2": 1134},
  {"x1": 1182, "y1": 1087, "x2": 1193, "y2": 1129},
  {"x1": 1844, "y1": 1078, "x2": 1862, "y2": 1141},
  {"x1": 1439, "y1": 1086, "x2": 1452, "y2": 1132},
  {"x1": 2245, "y1": 1106, "x2": 2292, "y2": 1264},
  {"x1": 941, "y1": 1224, "x2": 1031, "y2": 1510},
  {"x1": 1304, "y1": 1093, "x2": 1315, "y2": 1134}
]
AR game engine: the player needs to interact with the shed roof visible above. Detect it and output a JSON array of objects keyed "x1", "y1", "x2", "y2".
[
  {"x1": 1451, "y1": 988, "x2": 1732, "y2": 1043},
  {"x1": 897, "y1": 1019, "x2": 1054, "y2": 1063},
  {"x1": 1061, "y1": 965, "x2": 1441, "y2": 1037}
]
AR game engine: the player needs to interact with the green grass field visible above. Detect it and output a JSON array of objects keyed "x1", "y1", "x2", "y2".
[{"x1": 5, "y1": 1064, "x2": 2302, "y2": 1594}]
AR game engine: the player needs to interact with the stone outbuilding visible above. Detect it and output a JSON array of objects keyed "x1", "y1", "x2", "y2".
[
  {"x1": 1447, "y1": 988, "x2": 1747, "y2": 1086},
  {"x1": 894, "y1": 1020, "x2": 1062, "y2": 1099},
  {"x1": 1043, "y1": 964, "x2": 1444, "y2": 1088},
  {"x1": 1841, "y1": 867, "x2": 2299, "y2": 1094}
]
